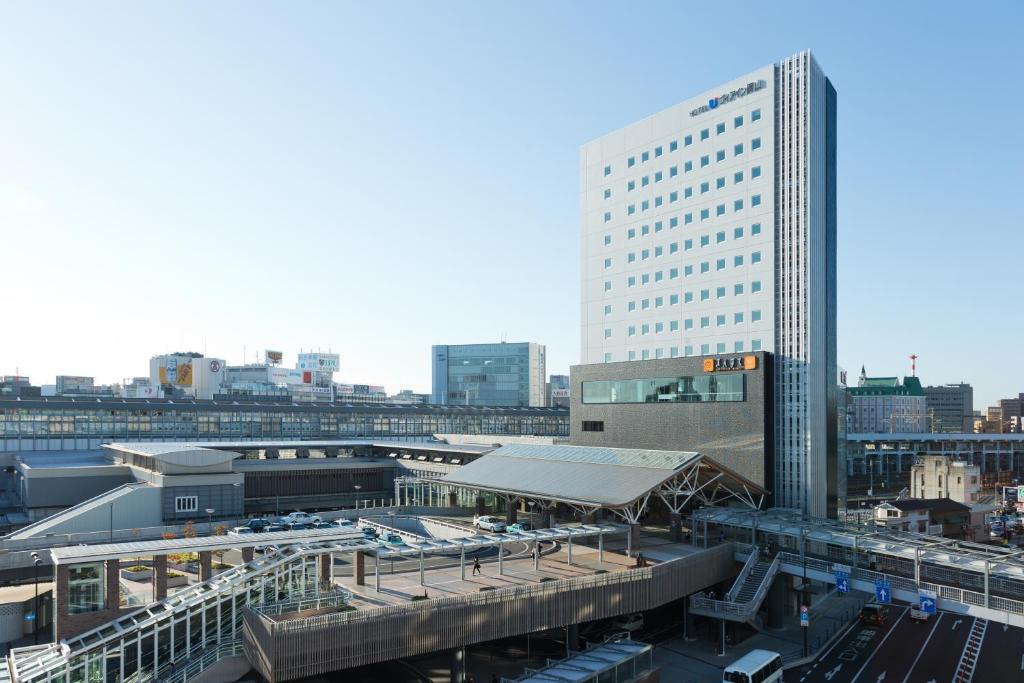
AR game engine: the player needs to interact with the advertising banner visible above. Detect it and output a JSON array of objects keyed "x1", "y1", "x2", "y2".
[{"x1": 266, "y1": 350, "x2": 283, "y2": 365}]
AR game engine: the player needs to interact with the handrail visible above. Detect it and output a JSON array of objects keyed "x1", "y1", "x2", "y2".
[
  {"x1": 690, "y1": 554, "x2": 780, "y2": 622},
  {"x1": 726, "y1": 547, "x2": 760, "y2": 601}
]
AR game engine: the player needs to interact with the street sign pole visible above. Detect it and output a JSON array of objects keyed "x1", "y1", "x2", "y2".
[{"x1": 800, "y1": 604, "x2": 810, "y2": 657}]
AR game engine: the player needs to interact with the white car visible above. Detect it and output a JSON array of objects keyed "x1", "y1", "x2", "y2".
[
  {"x1": 228, "y1": 526, "x2": 254, "y2": 536},
  {"x1": 280, "y1": 511, "x2": 322, "y2": 526},
  {"x1": 474, "y1": 515, "x2": 507, "y2": 533}
]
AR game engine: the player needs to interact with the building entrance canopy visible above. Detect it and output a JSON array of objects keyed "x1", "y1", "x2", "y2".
[{"x1": 441, "y1": 444, "x2": 766, "y2": 522}]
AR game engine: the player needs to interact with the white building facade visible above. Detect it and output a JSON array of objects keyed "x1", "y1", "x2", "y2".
[{"x1": 580, "y1": 51, "x2": 838, "y2": 516}]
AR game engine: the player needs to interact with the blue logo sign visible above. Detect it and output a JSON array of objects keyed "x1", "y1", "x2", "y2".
[
  {"x1": 875, "y1": 580, "x2": 891, "y2": 605},
  {"x1": 708, "y1": 98, "x2": 718, "y2": 109},
  {"x1": 24, "y1": 612, "x2": 35, "y2": 621},
  {"x1": 836, "y1": 573, "x2": 850, "y2": 594},
  {"x1": 919, "y1": 589, "x2": 937, "y2": 614},
  {"x1": 799, "y1": 604, "x2": 809, "y2": 627}
]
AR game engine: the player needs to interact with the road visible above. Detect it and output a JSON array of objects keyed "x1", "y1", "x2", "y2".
[{"x1": 786, "y1": 608, "x2": 1024, "y2": 683}]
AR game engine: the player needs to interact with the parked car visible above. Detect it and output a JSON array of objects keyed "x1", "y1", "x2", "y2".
[
  {"x1": 312, "y1": 521, "x2": 334, "y2": 529},
  {"x1": 378, "y1": 533, "x2": 404, "y2": 546},
  {"x1": 507, "y1": 521, "x2": 534, "y2": 534},
  {"x1": 244, "y1": 518, "x2": 273, "y2": 532},
  {"x1": 611, "y1": 613, "x2": 644, "y2": 633},
  {"x1": 280, "y1": 511, "x2": 322, "y2": 526},
  {"x1": 333, "y1": 519, "x2": 355, "y2": 528},
  {"x1": 264, "y1": 524, "x2": 287, "y2": 533},
  {"x1": 909, "y1": 604, "x2": 931, "y2": 622},
  {"x1": 254, "y1": 543, "x2": 279, "y2": 554},
  {"x1": 228, "y1": 526, "x2": 254, "y2": 536},
  {"x1": 474, "y1": 515, "x2": 507, "y2": 533},
  {"x1": 360, "y1": 526, "x2": 379, "y2": 539},
  {"x1": 859, "y1": 604, "x2": 890, "y2": 626}
]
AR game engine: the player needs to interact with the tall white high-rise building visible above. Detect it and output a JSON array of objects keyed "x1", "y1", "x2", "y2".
[{"x1": 580, "y1": 51, "x2": 838, "y2": 516}]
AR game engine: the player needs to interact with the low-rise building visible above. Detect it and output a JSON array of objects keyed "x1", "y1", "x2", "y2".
[
  {"x1": 873, "y1": 498, "x2": 972, "y2": 538},
  {"x1": 910, "y1": 456, "x2": 980, "y2": 504},
  {"x1": 847, "y1": 368, "x2": 928, "y2": 433},
  {"x1": 924, "y1": 383, "x2": 974, "y2": 433}
]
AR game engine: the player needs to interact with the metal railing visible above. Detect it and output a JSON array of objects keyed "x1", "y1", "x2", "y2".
[
  {"x1": 148, "y1": 640, "x2": 246, "y2": 683},
  {"x1": 726, "y1": 547, "x2": 760, "y2": 602},
  {"x1": 256, "y1": 588, "x2": 351, "y2": 617},
  {"x1": 689, "y1": 553, "x2": 780, "y2": 622}
]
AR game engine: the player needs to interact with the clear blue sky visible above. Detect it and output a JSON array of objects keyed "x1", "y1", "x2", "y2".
[{"x1": 1, "y1": 2, "x2": 1021, "y2": 408}]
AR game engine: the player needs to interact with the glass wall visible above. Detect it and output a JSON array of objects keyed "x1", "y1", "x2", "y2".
[
  {"x1": 68, "y1": 563, "x2": 105, "y2": 614},
  {"x1": 582, "y1": 374, "x2": 745, "y2": 404}
]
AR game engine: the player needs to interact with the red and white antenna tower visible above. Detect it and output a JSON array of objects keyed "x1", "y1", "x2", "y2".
[{"x1": 909, "y1": 354, "x2": 918, "y2": 377}]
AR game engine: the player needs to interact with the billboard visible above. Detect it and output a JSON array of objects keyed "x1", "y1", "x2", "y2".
[
  {"x1": 158, "y1": 358, "x2": 193, "y2": 386},
  {"x1": 297, "y1": 353, "x2": 339, "y2": 373},
  {"x1": 266, "y1": 350, "x2": 283, "y2": 365},
  {"x1": 336, "y1": 384, "x2": 355, "y2": 394},
  {"x1": 551, "y1": 388, "x2": 570, "y2": 399}
]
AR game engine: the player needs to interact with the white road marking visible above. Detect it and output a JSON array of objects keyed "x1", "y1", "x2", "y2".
[
  {"x1": 901, "y1": 612, "x2": 944, "y2": 683},
  {"x1": 1020, "y1": 653, "x2": 1023, "y2": 670},
  {"x1": 824, "y1": 663, "x2": 843, "y2": 681},
  {"x1": 952, "y1": 618, "x2": 963, "y2": 630},
  {"x1": 876, "y1": 672, "x2": 886, "y2": 682},
  {"x1": 850, "y1": 607, "x2": 908, "y2": 683}
]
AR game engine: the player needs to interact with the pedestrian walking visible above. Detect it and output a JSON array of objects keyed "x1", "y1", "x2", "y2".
[{"x1": 472, "y1": 556, "x2": 482, "y2": 576}]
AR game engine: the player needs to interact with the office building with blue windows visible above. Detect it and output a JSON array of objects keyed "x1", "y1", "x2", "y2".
[
  {"x1": 579, "y1": 51, "x2": 838, "y2": 517},
  {"x1": 432, "y1": 342, "x2": 546, "y2": 407}
]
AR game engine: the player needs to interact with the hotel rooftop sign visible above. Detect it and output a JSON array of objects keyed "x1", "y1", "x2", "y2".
[{"x1": 690, "y1": 79, "x2": 767, "y2": 117}]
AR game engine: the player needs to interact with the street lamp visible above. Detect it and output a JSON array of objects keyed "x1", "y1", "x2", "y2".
[
  {"x1": 205, "y1": 508, "x2": 215, "y2": 533},
  {"x1": 388, "y1": 511, "x2": 396, "y2": 573},
  {"x1": 30, "y1": 552, "x2": 42, "y2": 645},
  {"x1": 354, "y1": 484, "x2": 362, "y2": 510}
]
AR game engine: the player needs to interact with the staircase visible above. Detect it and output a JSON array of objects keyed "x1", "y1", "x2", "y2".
[{"x1": 690, "y1": 547, "x2": 780, "y2": 622}]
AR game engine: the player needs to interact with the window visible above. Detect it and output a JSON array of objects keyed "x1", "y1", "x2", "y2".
[
  {"x1": 751, "y1": 339, "x2": 761, "y2": 351},
  {"x1": 175, "y1": 495, "x2": 198, "y2": 513},
  {"x1": 604, "y1": 234, "x2": 612, "y2": 246},
  {"x1": 669, "y1": 242, "x2": 679, "y2": 254},
  {"x1": 655, "y1": 322, "x2": 663, "y2": 333},
  {"x1": 734, "y1": 312, "x2": 744, "y2": 324},
  {"x1": 670, "y1": 140, "x2": 678, "y2": 152},
  {"x1": 685, "y1": 213, "x2": 693, "y2": 224},
  {"x1": 716, "y1": 259, "x2": 726, "y2": 271},
  {"x1": 716, "y1": 230, "x2": 726, "y2": 243},
  {"x1": 734, "y1": 199, "x2": 743, "y2": 211},
  {"x1": 700, "y1": 316, "x2": 710, "y2": 328},
  {"x1": 654, "y1": 196, "x2": 663, "y2": 207},
  {"x1": 700, "y1": 234, "x2": 710, "y2": 247},
  {"x1": 716, "y1": 204, "x2": 725, "y2": 216},
  {"x1": 627, "y1": 276, "x2": 636, "y2": 287},
  {"x1": 684, "y1": 134, "x2": 693, "y2": 146},
  {"x1": 628, "y1": 252, "x2": 636, "y2": 263},
  {"x1": 670, "y1": 165, "x2": 678, "y2": 177},
  {"x1": 669, "y1": 217, "x2": 678, "y2": 228},
  {"x1": 641, "y1": 273, "x2": 649, "y2": 284},
  {"x1": 734, "y1": 143, "x2": 744, "y2": 156},
  {"x1": 641, "y1": 224, "x2": 650, "y2": 236},
  {"x1": 640, "y1": 200, "x2": 649, "y2": 211},
  {"x1": 685, "y1": 187, "x2": 693, "y2": 198},
  {"x1": 683, "y1": 291, "x2": 692, "y2": 303},
  {"x1": 641, "y1": 323, "x2": 650, "y2": 335},
  {"x1": 734, "y1": 341, "x2": 744, "y2": 352},
  {"x1": 604, "y1": 188, "x2": 611, "y2": 199},
  {"x1": 628, "y1": 300, "x2": 636, "y2": 311},
  {"x1": 655, "y1": 171, "x2": 663, "y2": 182},
  {"x1": 670, "y1": 294, "x2": 679, "y2": 305},
  {"x1": 669, "y1": 267, "x2": 679, "y2": 279},
  {"x1": 628, "y1": 204, "x2": 636, "y2": 215},
  {"x1": 627, "y1": 228, "x2": 636, "y2": 239},
  {"x1": 684, "y1": 265, "x2": 693, "y2": 276},
  {"x1": 716, "y1": 286, "x2": 726, "y2": 298},
  {"x1": 752, "y1": 280, "x2": 762, "y2": 293},
  {"x1": 751, "y1": 108, "x2": 761, "y2": 122},
  {"x1": 628, "y1": 325, "x2": 636, "y2": 337},
  {"x1": 655, "y1": 348, "x2": 664, "y2": 359},
  {"x1": 582, "y1": 420, "x2": 604, "y2": 432},
  {"x1": 69, "y1": 563, "x2": 105, "y2": 614},
  {"x1": 700, "y1": 208, "x2": 709, "y2": 221},
  {"x1": 752, "y1": 251, "x2": 762, "y2": 264},
  {"x1": 604, "y1": 280, "x2": 612, "y2": 292},
  {"x1": 603, "y1": 211, "x2": 611, "y2": 223},
  {"x1": 716, "y1": 342, "x2": 726, "y2": 353},
  {"x1": 751, "y1": 137, "x2": 762, "y2": 150},
  {"x1": 628, "y1": 156, "x2": 635, "y2": 167},
  {"x1": 604, "y1": 328, "x2": 612, "y2": 339},
  {"x1": 716, "y1": 122, "x2": 725, "y2": 135},
  {"x1": 716, "y1": 149, "x2": 725, "y2": 162},
  {"x1": 716, "y1": 177, "x2": 725, "y2": 190},
  {"x1": 700, "y1": 289, "x2": 709, "y2": 301},
  {"x1": 700, "y1": 343, "x2": 709, "y2": 355},
  {"x1": 752, "y1": 165, "x2": 762, "y2": 178},
  {"x1": 700, "y1": 155, "x2": 710, "y2": 168},
  {"x1": 604, "y1": 352, "x2": 612, "y2": 362},
  {"x1": 684, "y1": 318, "x2": 693, "y2": 330},
  {"x1": 684, "y1": 239, "x2": 693, "y2": 250},
  {"x1": 641, "y1": 349, "x2": 650, "y2": 360},
  {"x1": 700, "y1": 128, "x2": 709, "y2": 141},
  {"x1": 716, "y1": 314, "x2": 726, "y2": 326},
  {"x1": 641, "y1": 248, "x2": 649, "y2": 260},
  {"x1": 641, "y1": 151, "x2": 649, "y2": 162},
  {"x1": 604, "y1": 257, "x2": 612, "y2": 269},
  {"x1": 752, "y1": 309, "x2": 762, "y2": 322},
  {"x1": 654, "y1": 145, "x2": 663, "y2": 157},
  {"x1": 700, "y1": 262, "x2": 709, "y2": 273},
  {"x1": 734, "y1": 171, "x2": 744, "y2": 184},
  {"x1": 685, "y1": 160, "x2": 693, "y2": 172},
  {"x1": 670, "y1": 346, "x2": 679, "y2": 358},
  {"x1": 603, "y1": 165, "x2": 611, "y2": 176},
  {"x1": 654, "y1": 271, "x2": 663, "y2": 282},
  {"x1": 654, "y1": 245, "x2": 663, "y2": 257},
  {"x1": 751, "y1": 222, "x2": 762, "y2": 235},
  {"x1": 655, "y1": 296, "x2": 663, "y2": 307},
  {"x1": 734, "y1": 227, "x2": 744, "y2": 240},
  {"x1": 734, "y1": 255, "x2": 744, "y2": 267},
  {"x1": 734, "y1": 115, "x2": 743, "y2": 128},
  {"x1": 734, "y1": 283, "x2": 744, "y2": 295},
  {"x1": 669, "y1": 320, "x2": 678, "y2": 331},
  {"x1": 628, "y1": 350, "x2": 636, "y2": 360},
  {"x1": 751, "y1": 194, "x2": 762, "y2": 207},
  {"x1": 604, "y1": 304, "x2": 612, "y2": 315},
  {"x1": 700, "y1": 181, "x2": 710, "y2": 194},
  {"x1": 641, "y1": 175, "x2": 649, "y2": 187},
  {"x1": 627, "y1": 180, "x2": 636, "y2": 191}
]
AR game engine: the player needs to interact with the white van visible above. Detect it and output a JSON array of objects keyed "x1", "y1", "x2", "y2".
[{"x1": 723, "y1": 649, "x2": 783, "y2": 683}]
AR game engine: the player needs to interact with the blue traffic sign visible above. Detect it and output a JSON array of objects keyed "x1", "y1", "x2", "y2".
[
  {"x1": 24, "y1": 612, "x2": 35, "y2": 621},
  {"x1": 835, "y1": 574, "x2": 850, "y2": 594},
  {"x1": 874, "y1": 581, "x2": 891, "y2": 604},
  {"x1": 919, "y1": 589, "x2": 937, "y2": 614},
  {"x1": 799, "y1": 604, "x2": 810, "y2": 627}
]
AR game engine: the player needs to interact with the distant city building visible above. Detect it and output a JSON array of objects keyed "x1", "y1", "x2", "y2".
[
  {"x1": 294, "y1": 352, "x2": 340, "y2": 402},
  {"x1": 0, "y1": 376, "x2": 40, "y2": 398},
  {"x1": 998, "y1": 394, "x2": 1024, "y2": 433},
  {"x1": 388, "y1": 389, "x2": 430, "y2": 405},
  {"x1": 121, "y1": 377, "x2": 163, "y2": 399},
  {"x1": 432, "y1": 342, "x2": 546, "y2": 407},
  {"x1": 51, "y1": 376, "x2": 115, "y2": 398},
  {"x1": 847, "y1": 367, "x2": 928, "y2": 433},
  {"x1": 547, "y1": 374, "x2": 570, "y2": 408},
  {"x1": 924, "y1": 383, "x2": 974, "y2": 432},
  {"x1": 334, "y1": 384, "x2": 387, "y2": 404},
  {"x1": 149, "y1": 353, "x2": 226, "y2": 400},
  {"x1": 873, "y1": 498, "x2": 972, "y2": 538},
  {"x1": 911, "y1": 455, "x2": 980, "y2": 504}
]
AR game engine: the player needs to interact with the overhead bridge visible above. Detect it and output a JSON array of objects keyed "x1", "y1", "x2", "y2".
[{"x1": 693, "y1": 507, "x2": 1024, "y2": 628}]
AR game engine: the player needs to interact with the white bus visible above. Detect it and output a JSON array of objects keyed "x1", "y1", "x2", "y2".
[{"x1": 722, "y1": 649, "x2": 783, "y2": 683}]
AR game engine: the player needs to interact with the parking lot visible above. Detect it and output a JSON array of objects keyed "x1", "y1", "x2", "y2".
[{"x1": 785, "y1": 606, "x2": 1024, "y2": 683}]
